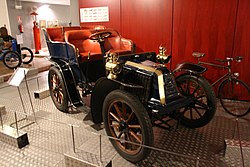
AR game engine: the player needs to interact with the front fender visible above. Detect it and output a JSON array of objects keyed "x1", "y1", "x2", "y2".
[
  {"x1": 173, "y1": 62, "x2": 207, "y2": 75},
  {"x1": 90, "y1": 77, "x2": 120, "y2": 123}
]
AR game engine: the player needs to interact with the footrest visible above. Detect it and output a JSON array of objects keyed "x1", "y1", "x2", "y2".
[{"x1": 0, "y1": 124, "x2": 29, "y2": 148}]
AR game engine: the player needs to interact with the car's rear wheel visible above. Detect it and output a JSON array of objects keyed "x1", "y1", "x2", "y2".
[
  {"x1": 48, "y1": 66, "x2": 68, "y2": 112},
  {"x1": 103, "y1": 89, "x2": 153, "y2": 162},
  {"x1": 175, "y1": 74, "x2": 216, "y2": 128}
]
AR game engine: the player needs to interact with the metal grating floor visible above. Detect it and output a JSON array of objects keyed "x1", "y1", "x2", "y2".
[{"x1": 0, "y1": 71, "x2": 249, "y2": 167}]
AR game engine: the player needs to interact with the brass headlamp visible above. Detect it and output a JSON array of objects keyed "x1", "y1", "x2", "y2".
[
  {"x1": 105, "y1": 52, "x2": 122, "y2": 79},
  {"x1": 156, "y1": 45, "x2": 171, "y2": 64}
]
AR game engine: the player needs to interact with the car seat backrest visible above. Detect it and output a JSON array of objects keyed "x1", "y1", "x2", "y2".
[
  {"x1": 65, "y1": 30, "x2": 101, "y2": 53},
  {"x1": 46, "y1": 27, "x2": 64, "y2": 42},
  {"x1": 63, "y1": 26, "x2": 81, "y2": 33}
]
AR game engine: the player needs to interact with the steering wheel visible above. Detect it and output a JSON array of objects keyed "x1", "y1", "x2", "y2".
[{"x1": 89, "y1": 31, "x2": 112, "y2": 42}]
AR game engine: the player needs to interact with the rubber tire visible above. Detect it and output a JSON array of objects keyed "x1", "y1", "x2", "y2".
[
  {"x1": 103, "y1": 89, "x2": 153, "y2": 162},
  {"x1": 176, "y1": 74, "x2": 217, "y2": 128},
  {"x1": 48, "y1": 66, "x2": 68, "y2": 112},
  {"x1": 2, "y1": 51, "x2": 21, "y2": 69},
  {"x1": 218, "y1": 78, "x2": 250, "y2": 117},
  {"x1": 21, "y1": 47, "x2": 33, "y2": 64}
]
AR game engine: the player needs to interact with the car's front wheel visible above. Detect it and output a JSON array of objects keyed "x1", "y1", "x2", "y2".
[{"x1": 103, "y1": 89, "x2": 153, "y2": 162}]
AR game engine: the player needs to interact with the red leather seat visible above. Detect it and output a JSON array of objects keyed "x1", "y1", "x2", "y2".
[
  {"x1": 46, "y1": 27, "x2": 64, "y2": 42},
  {"x1": 64, "y1": 29, "x2": 134, "y2": 62}
]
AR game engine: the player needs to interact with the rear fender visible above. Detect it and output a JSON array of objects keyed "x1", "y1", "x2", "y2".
[
  {"x1": 173, "y1": 62, "x2": 207, "y2": 75},
  {"x1": 50, "y1": 61, "x2": 82, "y2": 107},
  {"x1": 90, "y1": 77, "x2": 120, "y2": 123}
]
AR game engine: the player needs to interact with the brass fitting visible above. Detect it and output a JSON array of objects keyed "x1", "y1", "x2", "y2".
[
  {"x1": 105, "y1": 52, "x2": 122, "y2": 79},
  {"x1": 156, "y1": 45, "x2": 171, "y2": 64}
]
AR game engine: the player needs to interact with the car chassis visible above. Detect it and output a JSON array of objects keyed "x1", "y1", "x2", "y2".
[{"x1": 44, "y1": 29, "x2": 216, "y2": 162}]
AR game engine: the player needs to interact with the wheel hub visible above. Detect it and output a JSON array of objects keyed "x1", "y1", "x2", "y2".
[
  {"x1": 54, "y1": 85, "x2": 59, "y2": 91},
  {"x1": 190, "y1": 97, "x2": 196, "y2": 107},
  {"x1": 119, "y1": 121, "x2": 128, "y2": 131}
]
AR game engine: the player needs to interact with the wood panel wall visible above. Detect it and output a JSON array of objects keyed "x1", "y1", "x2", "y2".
[{"x1": 79, "y1": 0, "x2": 250, "y2": 86}]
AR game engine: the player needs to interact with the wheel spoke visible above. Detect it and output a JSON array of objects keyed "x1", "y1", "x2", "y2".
[
  {"x1": 190, "y1": 108, "x2": 193, "y2": 119},
  {"x1": 194, "y1": 106, "x2": 208, "y2": 110},
  {"x1": 56, "y1": 92, "x2": 60, "y2": 103},
  {"x1": 192, "y1": 84, "x2": 201, "y2": 95},
  {"x1": 59, "y1": 89, "x2": 63, "y2": 95},
  {"x1": 125, "y1": 112, "x2": 134, "y2": 123},
  {"x1": 54, "y1": 91, "x2": 58, "y2": 99},
  {"x1": 181, "y1": 107, "x2": 189, "y2": 114},
  {"x1": 129, "y1": 130, "x2": 142, "y2": 143},
  {"x1": 57, "y1": 82, "x2": 62, "y2": 87},
  {"x1": 122, "y1": 103, "x2": 126, "y2": 116},
  {"x1": 59, "y1": 91, "x2": 63, "y2": 103},
  {"x1": 114, "y1": 103, "x2": 123, "y2": 120},
  {"x1": 117, "y1": 131, "x2": 123, "y2": 139},
  {"x1": 123, "y1": 132, "x2": 129, "y2": 149},
  {"x1": 196, "y1": 94, "x2": 206, "y2": 100},
  {"x1": 56, "y1": 76, "x2": 60, "y2": 84},
  {"x1": 51, "y1": 78, "x2": 57, "y2": 84},
  {"x1": 110, "y1": 112, "x2": 121, "y2": 122},
  {"x1": 125, "y1": 132, "x2": 138, "y2": 150},
  {"x1": 193, "y1": 107, "x2": 203, "y2": 117},
  {"x1": 194, "y1": 100, "x2": 209, "y2": 110},
  {"x1": 128, "y1": 124, "x2": 141, "y2": 129}
]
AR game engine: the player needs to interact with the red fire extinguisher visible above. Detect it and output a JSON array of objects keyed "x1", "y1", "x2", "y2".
[{"x1": 17, "y1": 16, "x2": 24, "y2": 33}]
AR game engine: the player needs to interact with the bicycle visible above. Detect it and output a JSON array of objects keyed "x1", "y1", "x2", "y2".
[
  {"x1": 192, "y1": 52, "x2": 250, "y2": 117},
  {"x1": 0, "y1": 38, "x2": 33, "y2": 69}
]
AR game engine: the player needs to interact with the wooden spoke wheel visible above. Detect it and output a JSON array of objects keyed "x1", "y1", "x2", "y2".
[
  {"x1": 48, "y1": 66, "x2": 68, "y2": 112},
  {"x1": 103, "y1": 89, "x2": 153, "y2": 162},
  {"x1": 176, "y1": 74, "x2": 216, "y2": 128}
]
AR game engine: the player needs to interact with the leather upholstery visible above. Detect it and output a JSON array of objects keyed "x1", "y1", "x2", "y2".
[
  {"x1": 64, "y1": 29, "x2": 134, "y2": 62},
  {"x1": 46, "y1": 26, "x2": 134, "y2": 62},
  {"x1": 46, "y1": 26, "x2": 102, "y2": 42},
  {"x1": 46, "y1": 27, "x2": 64, "y2": 42},
  {"x1": 46, "y1": 26, "x2": 81, "y2": 42}
]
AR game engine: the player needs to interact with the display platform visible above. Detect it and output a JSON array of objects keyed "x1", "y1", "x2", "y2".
[
  {"x1": 0, "y1": 124, "x2": 29, "y2": 148},
  {"x1": 0, "y1": 71, "x2": 249, "y2": 167}
]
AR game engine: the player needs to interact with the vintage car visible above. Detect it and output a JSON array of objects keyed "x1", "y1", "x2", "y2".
[{"x1": 43, "y1": 27, "x2": 216, "y2": 162}]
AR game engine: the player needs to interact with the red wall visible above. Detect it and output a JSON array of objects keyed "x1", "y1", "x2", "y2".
[
  {"x1": 120, "y1": 0, "x2": 173, "y2": 53},
  {"x1": 79, "y1": 0, "x2": 250, "y2": 86}
]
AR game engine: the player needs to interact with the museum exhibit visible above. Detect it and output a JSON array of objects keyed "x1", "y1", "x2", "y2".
[{"x1": 0, "y1": 0, "x2": 249, "y2": 166}]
